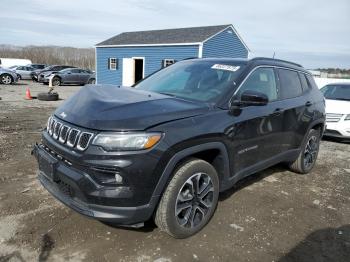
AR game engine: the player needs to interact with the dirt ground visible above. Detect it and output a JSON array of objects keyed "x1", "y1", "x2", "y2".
[{"x1": 0, "y1": 81, "x2": 349, "y2": 262}]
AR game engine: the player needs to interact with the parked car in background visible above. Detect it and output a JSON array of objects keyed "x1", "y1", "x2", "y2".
[
  {"x1": 41, "y1": 68, "x2": 95, "y2": 86},
  {"x1": 32, "y1": 65, "x2": 75, "y2": 82},
  {"x1": 0, "y1": 58, "x2": 32, "y2": 68},
  {"x1": 87, "y1": 73, "x2": 96, "y2": 84},
  {"x1": 29, "y1": 64, "x2": 46, "y2": 70},
  {"x1": 13, "y1": 65, "x2": 35, "y2": 80},
  {"x1": 321, "y1": 83, "x2": 350, "y2": 140},
  {"x1": 0, "y1": 67, "x2": 19, "y2": 84}
]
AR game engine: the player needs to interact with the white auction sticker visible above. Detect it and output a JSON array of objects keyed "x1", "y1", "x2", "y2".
[{"x1": 211, "y1": 64, "x2": 240, "y2": 72}]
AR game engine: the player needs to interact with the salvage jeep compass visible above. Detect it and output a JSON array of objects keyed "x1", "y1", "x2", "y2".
[{"x1": 33, "y1": 58, "x2": 325, "y2": 238}]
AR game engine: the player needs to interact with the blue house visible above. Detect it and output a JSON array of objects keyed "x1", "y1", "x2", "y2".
[{"x1": 95, "y1": 24, "x2": 249, "y2": 86}]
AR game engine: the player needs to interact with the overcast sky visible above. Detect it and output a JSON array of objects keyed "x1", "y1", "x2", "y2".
[{"x1": 1, "y1": 0, "x2": 349, "y2": 68}]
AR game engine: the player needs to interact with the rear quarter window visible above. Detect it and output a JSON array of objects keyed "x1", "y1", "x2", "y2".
[{"x1": 278, "y1": 69, "x2": 303, "y2": 99}]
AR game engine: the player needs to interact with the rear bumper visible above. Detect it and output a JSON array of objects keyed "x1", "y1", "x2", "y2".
[{"x1": 33, "y1": 144, "x2": 157, "y2": 225}]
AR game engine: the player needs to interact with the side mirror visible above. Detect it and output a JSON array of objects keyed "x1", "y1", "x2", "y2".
[{"x1": 231, "y1": 90, "x2": 268, "y2": 108}]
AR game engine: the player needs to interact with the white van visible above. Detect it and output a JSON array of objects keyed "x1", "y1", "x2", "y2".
[{"x1": 0, "y1": 58, "x2": 32, "y2": 68}]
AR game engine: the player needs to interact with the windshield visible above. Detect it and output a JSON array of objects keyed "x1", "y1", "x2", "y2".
[
  {"x1": 321, "y1": 84, "x2": 350, "y2": 101},
  {"x1": 135, "y1": 60, "x2": 246, "y2": 103}
]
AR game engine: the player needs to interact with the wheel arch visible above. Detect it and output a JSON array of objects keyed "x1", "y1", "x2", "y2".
[{"x1": 152, "y1": 142, "x2": 230, "y2": 200}]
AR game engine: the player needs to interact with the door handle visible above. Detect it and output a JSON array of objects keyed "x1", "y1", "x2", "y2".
[
  {"x1": 271, "y1": 108, "x2": 283, "y2": 116},
  {"x1": 305, "y1": 101, "x2": 312, "y2": 107}
]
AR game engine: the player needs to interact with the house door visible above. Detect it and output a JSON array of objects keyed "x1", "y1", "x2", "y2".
[
  {"x1": 122, "y1": 57, "x2": 144, "y2": 87},
  {"x1": 134, "y1": 59, "x2": 144, "y2": 84}
]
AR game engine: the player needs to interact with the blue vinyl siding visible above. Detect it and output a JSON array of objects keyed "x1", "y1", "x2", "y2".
[
  {"x1": 96, "y1": 45, "x2": 199, "y2": 85},
  {"x1": 202, "y1": 28, "x2": 248, "y2": 58}
]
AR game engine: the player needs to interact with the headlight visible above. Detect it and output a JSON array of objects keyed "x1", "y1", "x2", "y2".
[
  {"x1": 92, "y1": 132, "x2": 162, "y2": 151},
  {"x1": 345, "y1": 114, "x2": 350, "y2": 121}
]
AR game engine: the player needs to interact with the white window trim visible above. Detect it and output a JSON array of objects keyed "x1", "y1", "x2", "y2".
[
  {"x1": 163, "y1": 59, "x2": 175, "y2": 67},
  {"x1": 109, "y1": 58, "x2": 117, "y2": 70}
]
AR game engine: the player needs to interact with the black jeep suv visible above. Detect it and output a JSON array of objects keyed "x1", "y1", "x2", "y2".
[{"x1": 33, "y1": 58, "x2": 325, "y2": 238}]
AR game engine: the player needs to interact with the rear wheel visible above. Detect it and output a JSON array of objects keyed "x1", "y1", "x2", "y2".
[
  {"x1": 1, "y1": 74, "x2": 13, "y2": 84},
  {"x1": 155, "y1": 158, "x2": 219, "y2": 238},
  {"x1": 289, "y1": 129, "x2": 320, "y2": 174}
]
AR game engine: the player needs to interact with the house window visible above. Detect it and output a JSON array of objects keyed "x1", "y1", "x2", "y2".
[
  {"x1": 108, "y1": 58, "x2": 118, "y2": 70},
  {"x1": 163, "y1": 59, "x2": 175, "y2": 68}
]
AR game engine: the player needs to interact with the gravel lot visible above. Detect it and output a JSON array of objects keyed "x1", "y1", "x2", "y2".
[{"x1": 0, "y1": 80, "x2": 349, "y2": 262}]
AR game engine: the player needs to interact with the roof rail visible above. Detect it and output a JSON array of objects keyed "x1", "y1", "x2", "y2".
[{"x1": 251, "y1": 57, "x2": 303, "y2": 68}]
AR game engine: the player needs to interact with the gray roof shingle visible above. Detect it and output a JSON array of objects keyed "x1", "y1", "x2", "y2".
[{"x1": 96, "y1": 24, "x2": 232, "y2": 46}]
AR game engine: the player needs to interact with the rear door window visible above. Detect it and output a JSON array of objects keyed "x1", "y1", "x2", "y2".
[
  {"x1": 298, "y1": 73, "x2": 310, "y2": 91},
  {"x1": 278, "y1": 69, "x2": 303, "y2": 99}
]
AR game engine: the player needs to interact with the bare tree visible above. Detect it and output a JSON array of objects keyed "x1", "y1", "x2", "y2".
[{"x1": 0, "y1": 45, "x2": 95, "y2": 70}]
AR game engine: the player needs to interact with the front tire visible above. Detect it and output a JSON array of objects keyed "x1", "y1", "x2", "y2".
[
  {"x1": 1, "y1": 74, "x2": 13, "y2": 85},
  {"x1": 155, "y1": 158, "x2": 219, "y2": 238},
  {"x1": 289, "y1": 129, "x2": 320, "y2": 174}
]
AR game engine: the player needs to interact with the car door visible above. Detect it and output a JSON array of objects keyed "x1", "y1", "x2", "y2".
[
  {"x1": 276, "y1": 68, "x2": 309, "y2": 150},
  {"x1": 15, "y1": 66, "x2": 25, "y2": 77},
  {"x1": 23, "y1": 67, "x2": 33, "y2": 79},
  {"x1": 79, "y1": 70, "x2": 91, "y2": 84},
  {"x1": 228, "y1": 67, "x2": 285, "y2": 174},
  {"x1": 62, "y1": 69, "x2": 78, "y2": 83}
]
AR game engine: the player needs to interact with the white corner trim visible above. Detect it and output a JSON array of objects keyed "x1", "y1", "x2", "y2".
[
  {"x1": 94, "y1": 47, "x2": 98, "y2": 83},
  {"x1": 198, "y1": 43, "x2": 203, "y2": 58},
  {"x1": 96, "y1": 42, "x2": 202, "y2": 48},
  {"x1": 202, "y1": 25, "x2": 250, "y2": 52}
]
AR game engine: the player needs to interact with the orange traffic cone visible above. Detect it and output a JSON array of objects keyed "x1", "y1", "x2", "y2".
[{"x1": 25, "y1": 87, "x2": 32, "y2": 100}]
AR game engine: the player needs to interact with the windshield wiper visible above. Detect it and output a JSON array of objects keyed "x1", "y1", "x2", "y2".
[{"x1": 158, "y1": 92, "x2": 177, "y2": 97}]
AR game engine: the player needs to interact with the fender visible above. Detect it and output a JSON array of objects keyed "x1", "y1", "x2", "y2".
[
  {"x1": 151, "y1": 142, "x2": 230, "y2": 200},
  {"x1": 304, "y1": 118, "x2": 326, "y2": 143}
]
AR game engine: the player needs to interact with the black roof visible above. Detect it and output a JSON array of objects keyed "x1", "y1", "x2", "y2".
[{"x1": 97, "y1": 25, "x2": 232, "y2": 46}]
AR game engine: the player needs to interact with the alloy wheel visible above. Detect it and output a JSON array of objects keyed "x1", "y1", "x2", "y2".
[
  {"x1": 304, "y1": 135, "x2": 318, "y2": 169},
  {"x1": 2, "y1": 75, "x2": 12, "y2": 84},
  {"x1": 175, "y1": 172, "x2": 214, "y2": 228}
]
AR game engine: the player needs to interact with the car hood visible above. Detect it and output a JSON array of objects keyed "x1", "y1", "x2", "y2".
[
  {"x1": 325, "y1": 99, "x2": 350, "y2": 114},
  {"x1": 0, "y1": 68, "x2": 15, "y2": 73},
  {"x1": 54, "y1": 85, "x2": 209, "y2": 131}
]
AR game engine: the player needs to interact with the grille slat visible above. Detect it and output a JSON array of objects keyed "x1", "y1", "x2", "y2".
[
  {"x1": 53, "y1": 122, "x2": 62, "y2": 139},
  {"x1": 77, "y1": 133, "x2": 93, "y2": 151},
  {"x1": 49, "y1": 119, "x2": 56, "y2": 135},
  {"x1": 46, "y1": 116, "x2": 93, "y2": 151},
  {"x1": 59, "y1": 125, "x2": 70, "y2": 143},
  {"x1": 67, "y1": 129, "x2": 80, "y2": 147}
]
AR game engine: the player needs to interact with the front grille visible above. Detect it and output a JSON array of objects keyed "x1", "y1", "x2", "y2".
[
  {"x1": 326, "y1": 113, "x2": 343, "y2": 122},
  {"x1": 46, "y1": 116, "x2": 94, "y2": 151}
]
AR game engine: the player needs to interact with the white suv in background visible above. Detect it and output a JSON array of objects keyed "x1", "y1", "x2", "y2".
[{"x1": 321, "y1": 83, "x2": 350, "y2": 140}]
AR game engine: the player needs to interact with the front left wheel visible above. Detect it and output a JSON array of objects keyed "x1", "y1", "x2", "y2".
[
  {"x1": 1, "y1": 74, "x2": 13, "y2": 85},
  {"x1": 155, "y1": 158, "x2": 219, "y2": 238}
]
